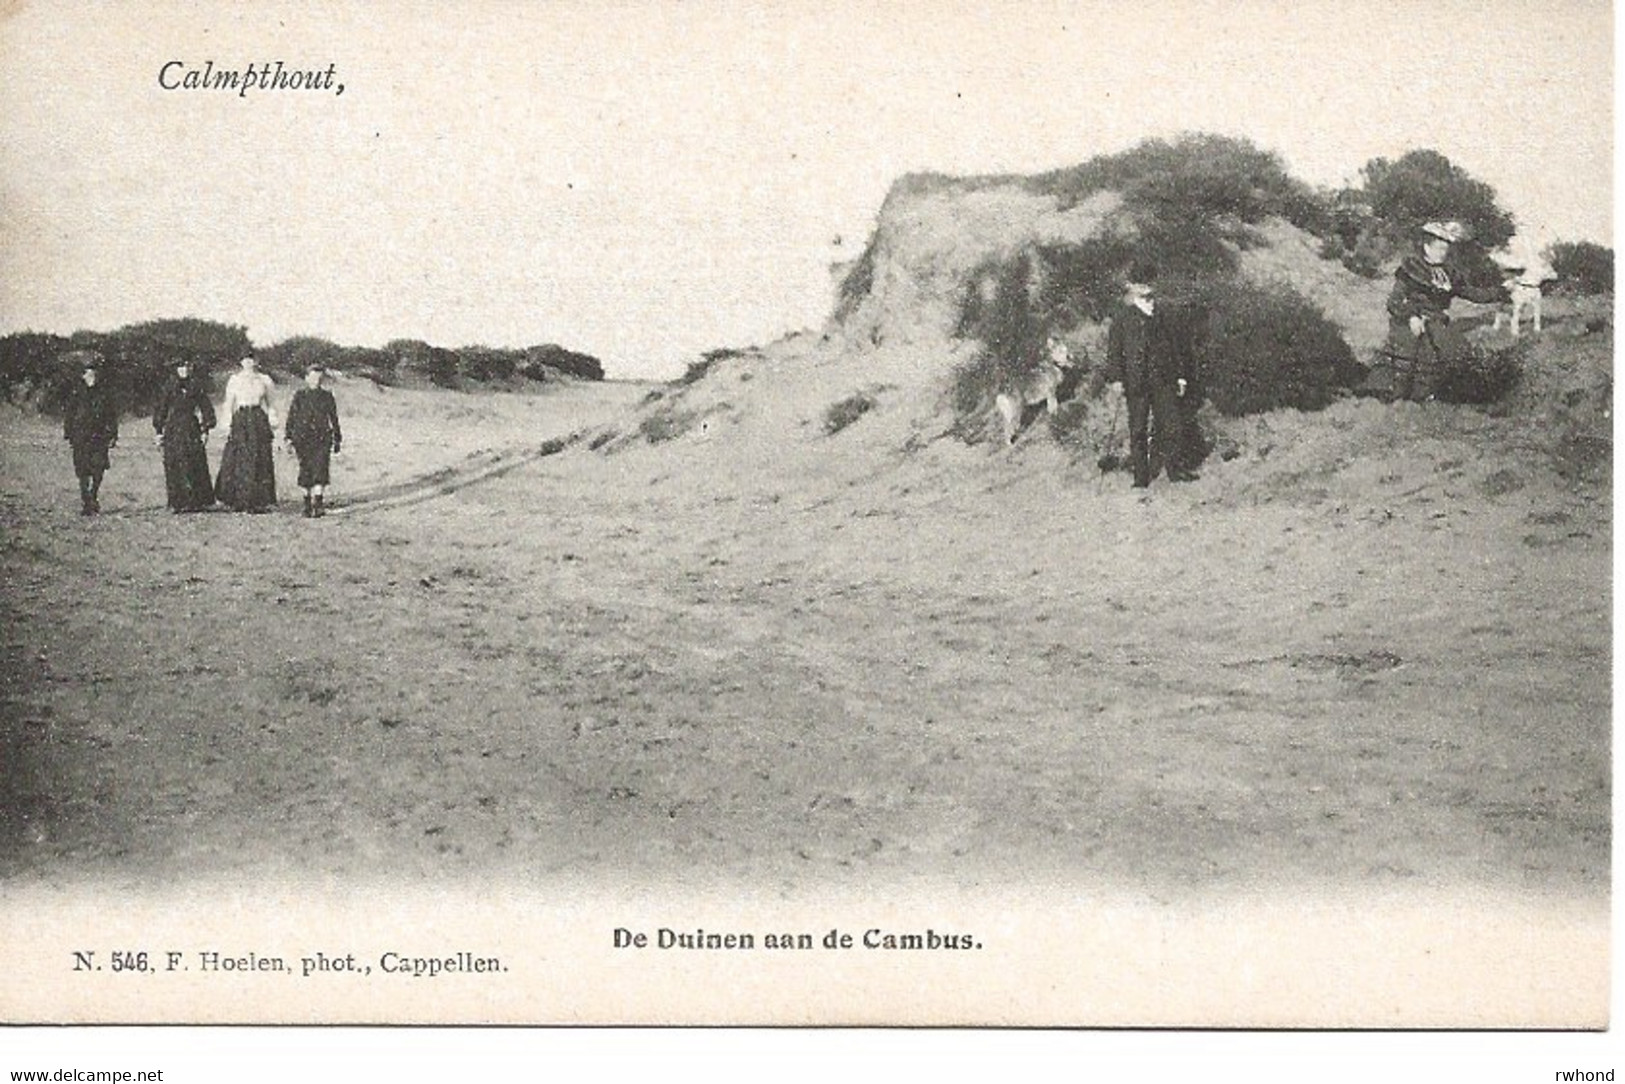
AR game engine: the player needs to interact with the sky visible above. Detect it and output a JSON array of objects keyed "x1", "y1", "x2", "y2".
[{"x1": 0, "y1": 0, "x2": 1613, "y2": 379}]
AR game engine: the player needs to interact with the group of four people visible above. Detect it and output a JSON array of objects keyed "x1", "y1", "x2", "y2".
[{"x1": 65, "y1": 356, "x2": 343, "y2": 518}]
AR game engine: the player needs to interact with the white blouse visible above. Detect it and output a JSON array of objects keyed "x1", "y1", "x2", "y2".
[{"x1": 222, "y1": 370, "x2": 278, "y2": 427}]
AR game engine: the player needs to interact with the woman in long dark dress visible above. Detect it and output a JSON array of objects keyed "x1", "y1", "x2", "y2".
[
  {"x1": 214, "y1": 355, "x2": 278, "y2": 513},
  {"x1": 62, "y1": 356, "x2": 119, "y2": 515},
  {"x1": 152, "y1": 360, "x2": 217, "y2": 512}
]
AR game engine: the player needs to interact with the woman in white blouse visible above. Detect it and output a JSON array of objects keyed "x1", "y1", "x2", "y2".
[{"x1": 214, "y1": 356, "x2": 279, "y2": 512}]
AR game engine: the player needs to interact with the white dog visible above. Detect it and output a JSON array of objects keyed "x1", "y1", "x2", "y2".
[
  {"x1": 1494, "y1": 276, "x2": 1546, "y2": 337},
  {"x1": 995, "y1": 337, "x2": 1074, "y2": 445},
  {"x1": 1491, "y1": 245, "x2": 1556, "y2": 337}
]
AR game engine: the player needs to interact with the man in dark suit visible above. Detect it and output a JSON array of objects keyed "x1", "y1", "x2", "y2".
[
  {"x1": 62, "y1": 356, "x2": 119, "y2": 515},
  {"x1": 1104, "y1": 261, "x2": 1202, "y2": 489}
]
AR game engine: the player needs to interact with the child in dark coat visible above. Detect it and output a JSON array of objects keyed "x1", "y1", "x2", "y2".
[{"x1": 284, "y1": 365, "x2": 343, "y2": 518}]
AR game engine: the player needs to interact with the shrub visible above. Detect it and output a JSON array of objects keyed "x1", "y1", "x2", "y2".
[
  {"x1": 2, "y1": 319, "x2": 251, "y2": 418},
  {"x1": 1047, "y1": 384, "x2": 1130, "y2": 467},
  {"x1": 639, "y1": 408, "x2": 698, "y2": 444},
  {"x1": 823, "y1": 390, "x2": 880, "y2": 435},
  {"x1": 384, "y1": 341, "x2": 460, "y2": 388},
  {"x1": 1034, "y1": 134, "x2": 1324, "y2": 225},
  {"x1": 676, "y1": 350, "x2": 741, "y2": 387},
  {"x1": 833, "y1": 229, "x2": 879, "y2": 323},
  {"x1": 342, "y1": 346, "x2": 397, "y2": 385},
  {"x1": 1548, "y1": 241, "x2": 1614, "y2": 295},
  {"x1": 1035, "y1": 236, "x2": 1139, "y2": 326},
  {"x1": 457, "y1": 346, "x2": 518, "y2": 383},
  {"x1": 1031, "y1": 134, "x2": 1344, "y2": 273},
  {"x1": 0, "y1": 331, "x2": 72, "y2": 405},
  {"x1": 1191, "y1": 280, "x2": 1358, "y2": 416},
  {"x1": 1435, "y1": 341, "x2": 1524, "y2": 405},
  {"x1": 951, "y1": 250, "x2": 1053, "y2": 424},
  {"x1": 1356, "y1": 149, "x2": 1515, "y2": 251},
  {"x1": 522, "y1": 344, "x2": 603, "y2": 381}
]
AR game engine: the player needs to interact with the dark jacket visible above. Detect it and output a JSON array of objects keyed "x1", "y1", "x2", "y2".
[
  {"x1": 152, "y1": 375, "x2": 216, "y2": 438},
  {"x1": 285, "y1": 387, "x2": 341, "y2": 452},
  {"x1": 63, "y1": 383, "x2": 119, "y2": 452},
  {"x1": 1386, "y1": 254, "x2": 1506, "y2": 324},
  {"x1": 1105, "y1": 300, "x2": 1199, "y2": 395}
]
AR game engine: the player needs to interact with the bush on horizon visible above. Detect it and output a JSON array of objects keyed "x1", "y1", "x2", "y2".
[
  {"x1": 1033, "y1": 134, "x2": 1325, "y2": 231},
  {"x1": 1, "y1": 319, "x2": 606, "y2": 421},
  {"x1": 0, "y1": 318, "x2": 252, "y2": 418},
  {"x1": 1322, "y1": 149, "x2": 1517, "y2": 275},
  {"x1": 1548, "y1": 241, "x2": 1614, "y2": 296}
]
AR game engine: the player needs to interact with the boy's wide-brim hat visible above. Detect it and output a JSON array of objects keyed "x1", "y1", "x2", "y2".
[{"x1": 1422, "y1": 220, "x2": 1468, "y2": 243}]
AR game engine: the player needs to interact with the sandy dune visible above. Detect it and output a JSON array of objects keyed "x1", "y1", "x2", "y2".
[{"x1": 0, "y1": 332, "x2": 1608, "y2": 909}]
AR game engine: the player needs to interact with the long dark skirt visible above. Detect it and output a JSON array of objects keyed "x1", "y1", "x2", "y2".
[
  {"x1": 215, "y1": 407, "x2": 276, "y2": 512},
  {"x1": 293, "y1": 441, "x2": 332, "y2": 489},
  {"x1": 1372, "y1": 315, "x2": 1476, "y2": 402},
  {"x1": 161, "y1": 421, "x2": 214, "y2": 511}
]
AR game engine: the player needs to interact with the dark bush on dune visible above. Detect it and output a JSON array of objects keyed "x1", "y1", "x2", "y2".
[
  {"x1": 824, "y1": 390, "x2": 881, "y2": 435},
  {"x1": 676, "y1": 347, "x2": 757, "y2": 388},
  {"x1": 1033, "y1": 134, "x2": 1340, "y2": 283},
  {"x1": 1322, "y1": 150, "x2": 1517, "y2": 275},
  {"x1": 1034, "y1": 236, "x2": 1139, "y2": 326},
  {"x1": 1435, "y1": 341, "x2": 1524, "y2": 406},
  {"x1": 950, "y1": 251, "x2": 1053, "y2": 430},
  {"x1": 384, "y1": 340, "x2": 462, "y2": 388},
  {"x1": 1034, "y1": 134, "x2": 1325, "y2": 231},
  {"x1": 834, "y1": 230, "x2": 879, "y2": 324},
  {"x1": 1191, "y1": 280, "x2": 1358, "y2": 416},
  {"x1": 258, "y1": 338, "x2": 602, "y2": 388},
  {"x1": 1358, "y1": 150, "x2": 1515, "y2": 251},
  {"x1": 1549, "y1": 241, "x2": 1614, "y2": 296}
]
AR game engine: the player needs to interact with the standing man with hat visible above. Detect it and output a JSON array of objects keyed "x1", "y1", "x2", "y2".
[
  {"x1": 61, "y1": 353, "x2": 119, "y2": 515},
  {"x1": 1379, "y1": 220, "x2": 1509, "y2": 403},
  {"x1": 1104, "y1": 259, "x2": 1203, "y2": 489}
]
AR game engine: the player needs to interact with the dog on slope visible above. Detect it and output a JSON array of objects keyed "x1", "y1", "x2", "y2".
[
  {"x1": 1490, "y1": 247, "x2": 1556, "y2": 337},
  {"x1": 1493, "y1": 274, "x2": 1548, "y2": 337},
  {"x1": 994, "y1": 337, "x2": 1077, "y2": 446}
]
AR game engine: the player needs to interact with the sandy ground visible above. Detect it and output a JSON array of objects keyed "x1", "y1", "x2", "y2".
[{"x1": 0, "y1": 353, "x2": 1608, "y2": 907}]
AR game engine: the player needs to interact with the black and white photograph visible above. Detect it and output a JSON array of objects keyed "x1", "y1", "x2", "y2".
[{"x1": 0, "y1": 0, "x2": 1614, "y2": 1070}]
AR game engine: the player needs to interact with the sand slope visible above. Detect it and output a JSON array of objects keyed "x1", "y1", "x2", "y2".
[{"x1": 0, "y1": 291, "x2": 1609, "y2": 908}]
